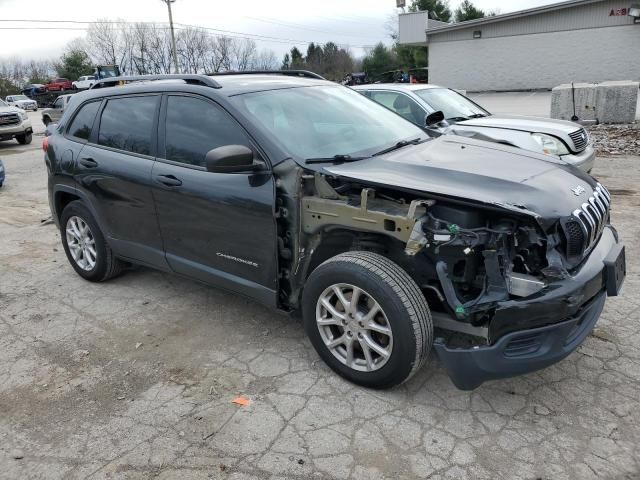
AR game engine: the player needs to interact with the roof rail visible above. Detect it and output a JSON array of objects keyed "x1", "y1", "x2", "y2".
[
  {"x1": 208, "y1": 70, "x2": 326, "y2": 80},
  {"x1": 90, "y1": 74, "x2": 222, "y2": 90}
]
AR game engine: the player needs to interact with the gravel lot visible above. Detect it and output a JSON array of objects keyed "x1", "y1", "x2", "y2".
[{"x1": 1, "y1": 113, "x2": 639, "y2": 480}]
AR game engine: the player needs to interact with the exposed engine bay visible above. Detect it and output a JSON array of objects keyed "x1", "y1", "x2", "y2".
[{"x1": 273, "y1": 162, "x2": 586, "y2": 344}]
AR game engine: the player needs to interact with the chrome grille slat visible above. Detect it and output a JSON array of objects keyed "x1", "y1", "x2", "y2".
[
  {"x1": 569, "y1": 128, "x2": 588, "y2": 152},
  {"x1": 565, "y1": 183, "x2": 611, "y2": 259},
  {"x1": 587, "y1": 201, "x2": 602, "y2": 223},
  {"x1": 597, "y1": 183, "x2": 611, "y2": 204},
  {"x1": 0, "y1": 113, "x2": 20, "y2": 126},
  {"x1": 592, "y1": 193, "x2": 607, "y2": 217}
]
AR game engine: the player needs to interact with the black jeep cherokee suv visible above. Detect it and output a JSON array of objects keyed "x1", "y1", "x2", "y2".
[{"x1": 45, "y1": 72, "x2": 625, "y2": 390}]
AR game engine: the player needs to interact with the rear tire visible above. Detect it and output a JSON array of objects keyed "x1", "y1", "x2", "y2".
[
  {"x1": 60, "y1": 201, "x2": 124, "y2": 282},
  {"x1": 302, "y1": 251, "x2": 433, "y2": 389},
  {"x1": 16, "y1": 133, "x2": 32, "y2": 145}
]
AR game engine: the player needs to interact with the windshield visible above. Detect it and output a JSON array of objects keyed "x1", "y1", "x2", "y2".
[
  {"x1": 414, "y1": 88, "x2": 489, "y2": 122},
  {"x1": 0, "y1": 99, "x2": 7, "y2": 107},
  {"x1": 231, "y1": 85, "x2": 427, "y2": 160},
  {"x1": 13, "y1": 95, "x2": 29, "y2": 101}
]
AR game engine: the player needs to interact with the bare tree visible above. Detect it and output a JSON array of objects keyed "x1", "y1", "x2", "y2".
[
  {"x1": 87, "y1": 20, "x2": 123, "y2": 68},
  {"x1": 232, "y1": 38, "x2": 257, "y2": 71},
  {"x1": 254, "y1": 50, "x2": 278, "y2": 70},
  {"x1": 212, "y1": 36, "x2": 235, "y2": 72},
  {"x1": 2, "y1": 19, "x2": 323, "y2": 85},
  {"x1": 145, "y1": 25, "x2": 174, "y2": 74},
  {"x1": 177, "y1": 27, "x2": 209, "y2": 74}
]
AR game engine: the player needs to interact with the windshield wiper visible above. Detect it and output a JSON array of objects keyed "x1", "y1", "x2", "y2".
[
  {"x1": 467, "y1": 113, "x2": 488, "y2": 119},
  {"x1": 305, "y1": 154, "x2": 369, "y2": 164},
  {"x1": 446, "y1": 116, "x2": 469, "y2": 122},
  {"x1": 372, "y1": 137, "x2": 425, "y2": 157}
]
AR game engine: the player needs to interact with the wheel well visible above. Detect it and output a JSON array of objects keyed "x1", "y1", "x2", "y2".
[
  {"x1": 55, "y1": 191, "x2": 80, "y2": 221},
  {"x1": 294, "y1": 229, "x2": 409, "y2": 302},
  {"x1": 298, "y1": 229, "x2": 447, "y2": 314},
  {"x1": 307, "y1": 230, "x2": 391, "y2": 275}
]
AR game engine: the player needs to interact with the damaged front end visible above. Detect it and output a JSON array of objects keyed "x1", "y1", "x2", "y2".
[{"x1": 277, "y1": 165, "x2": 625, "y2": 389}]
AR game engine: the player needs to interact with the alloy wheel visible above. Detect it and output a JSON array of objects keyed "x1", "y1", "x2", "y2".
[
  {"x1": 316, "y1": 283, "x2": 393, "y2": 372},
  {"x1": 65, "y1": 216, "x2": 97, "y2": 271}
]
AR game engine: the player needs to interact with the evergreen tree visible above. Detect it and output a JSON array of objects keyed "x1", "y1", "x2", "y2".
[
  {"x1": 454, "y1": 0, "x2": 486, "y2": 22},
  {"x1": 408, "y1": 0, "x2": 452, "y2": 22}
]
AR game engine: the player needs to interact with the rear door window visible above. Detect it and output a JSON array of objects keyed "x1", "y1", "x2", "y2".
[
  {"x1": 68, "y1": 101, "x2": 101, "y2": 141},
  {"x1": 98, "y1": 96, "x2": 158, "y2": 156},
  {"x1": 163, "y1": 95, "x2": 251, "y2": 168}
]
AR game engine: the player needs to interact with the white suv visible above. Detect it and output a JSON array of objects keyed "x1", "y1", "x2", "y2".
[{"x1": 0, "y1": 98, "x2": 33, "y2": 145}]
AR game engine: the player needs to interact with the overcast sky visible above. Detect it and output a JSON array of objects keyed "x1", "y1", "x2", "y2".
[{"x1": 0, "y1": 0, "x2": 561, "y2": 61}]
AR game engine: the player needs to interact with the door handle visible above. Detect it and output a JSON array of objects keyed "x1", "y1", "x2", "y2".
[
  {"x1": 156, "y1": 174, "x2": 183, "y2": 187},
  {"x1": 79, "y1": 157, "x2": 98, "y2": 168}
]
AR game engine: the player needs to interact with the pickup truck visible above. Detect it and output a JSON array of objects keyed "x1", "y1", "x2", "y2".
[
  {"x1": 0, "y1": 98, "x2": 33, "y2": 145},
  {"x1": 45, "y1": 78, "x2": 73, "y2": 92},
  {"x1": 72, "y1": 76, "x2": 96, "y2": 90},
  {"x1": 5, "y1": 94, "x2": 38, "y2": 111}
]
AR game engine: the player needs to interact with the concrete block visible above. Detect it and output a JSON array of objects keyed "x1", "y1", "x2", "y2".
[
  {"x1": 551, "y1": 81, "x2": 639, "y2": 124},
  {"x1": 595, "y1": 81, "x2": 639, "y2": 124},
  {"x1": 550, "y1": 83, "x2": 598, "y2": 122}
]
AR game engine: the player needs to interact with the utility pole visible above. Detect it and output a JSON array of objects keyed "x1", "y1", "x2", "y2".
[{"x1": 161, "y1": 0, "x2": 180, "y2": 74}]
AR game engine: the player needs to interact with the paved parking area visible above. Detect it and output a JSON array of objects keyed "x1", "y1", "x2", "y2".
[{"x1": 1, "y1": 119, "x2": 639, "y2": 479}]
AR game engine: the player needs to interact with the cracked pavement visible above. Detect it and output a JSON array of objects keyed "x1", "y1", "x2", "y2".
[{"x1": 1, "y1": 128, "x2": 639, "y2": 479}]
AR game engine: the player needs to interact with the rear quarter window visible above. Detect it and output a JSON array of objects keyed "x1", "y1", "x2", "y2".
[{"x1": 67, "y1": 101, "x2": 101, "y2": 141}]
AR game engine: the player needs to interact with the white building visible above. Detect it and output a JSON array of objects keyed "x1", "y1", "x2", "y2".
[{"x1": 398, "y1": 0, "x2": 640, "y2": 91}]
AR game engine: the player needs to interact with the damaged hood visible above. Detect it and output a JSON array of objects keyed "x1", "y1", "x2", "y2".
[
  {"x1": 320, "y1": 136, "x2": 597, "y2": 228},
  {"x1": 454, "y1": 114, "x2": 581, "y2": 136}
]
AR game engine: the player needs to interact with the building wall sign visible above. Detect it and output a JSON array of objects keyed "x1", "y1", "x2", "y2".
[{"x1": 609, "y1": 7, "x2": 631, "y2": 15}]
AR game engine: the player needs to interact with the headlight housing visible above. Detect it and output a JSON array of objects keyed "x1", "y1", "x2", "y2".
[
  {"x1": 19, "y1": 111, "x2": 28, "y2": 120},
  {"x1": 531, "y1": 133, "x2": 569, "y2": 156}
]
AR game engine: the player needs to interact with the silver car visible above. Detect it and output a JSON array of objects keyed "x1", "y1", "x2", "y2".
[
  {"x1": 5, "y1": 94, "x2": 38, "y2": 111},
  {"x1": 41, "y1": 94, "x2": 74, "y2": 126},
  {"x1": 354, "y1": 84, "x2": 595, "y2": 173}
]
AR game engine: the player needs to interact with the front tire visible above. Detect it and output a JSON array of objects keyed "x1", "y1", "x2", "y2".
[
  {"x1": 60, "y1": 201, "x2": 124, "y2": 282},
  {"x1": 303, "y1": 252, "x2": 433, "y2": 389},
  {"x1": 16, "y1": 133, "x2": 32, "y2": 145},
  {"x1": 42, "y1": 116, "x2": 51, "y2": 126}
]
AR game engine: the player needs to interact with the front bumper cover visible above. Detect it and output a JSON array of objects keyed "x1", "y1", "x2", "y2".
[
  {"x1": 0, "y1": 119, "x2": 32, "y2": 140},
  {"x1": 560, "y1": 145, "x2": 595, "y2": 173},
  {"x1": 435, "y1": 226, "x2": 624, "y2": 390}
]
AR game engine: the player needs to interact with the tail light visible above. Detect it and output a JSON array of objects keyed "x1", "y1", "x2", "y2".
[{"x1": 42, "y1": 136, "x2": 49, "y2": 152}]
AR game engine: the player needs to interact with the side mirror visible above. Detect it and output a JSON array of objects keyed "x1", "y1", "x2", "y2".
[
  {"x1": 425, "y1": 110, "x2": 445, "y2": 127},
  {"x1": 205, "y1": 145, "x2": 263, "y2": 174}
]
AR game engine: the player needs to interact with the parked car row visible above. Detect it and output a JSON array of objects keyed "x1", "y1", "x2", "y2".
[{"x1": 43, "y1": 72, "x2": 624, "y2": 391}]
